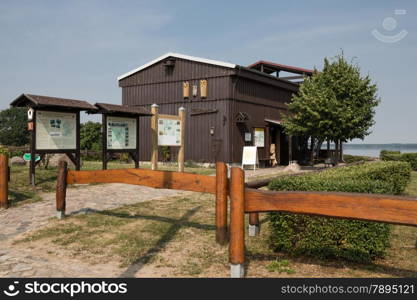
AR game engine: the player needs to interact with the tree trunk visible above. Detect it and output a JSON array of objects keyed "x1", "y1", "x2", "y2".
[
  {"x1": 327, "y1": 140, "x2": 330, "y2": 158},
  {"x1": 334, "y1": 140, "x2": 340, "y2": 165},
  {"x1": 340, "y1": 141, "x2": 344, "y2": 162},
  {"x1": 310, "y1": 137, "x2": 315, "y2": 165}
]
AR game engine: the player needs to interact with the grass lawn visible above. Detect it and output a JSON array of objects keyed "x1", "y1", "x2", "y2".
[
  {"x1": 13, "y1": 171, "x2": 417, "y2": 277},
  {"x1": 8, "y1": 160, "x2": 215, "y2": 207}
]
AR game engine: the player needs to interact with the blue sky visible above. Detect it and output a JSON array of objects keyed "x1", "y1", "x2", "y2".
[{"x1": 1, "y1": 0, "x2": 416, "y2": 143}]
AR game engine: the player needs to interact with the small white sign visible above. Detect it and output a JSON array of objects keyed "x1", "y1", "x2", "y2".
[
  {"x1": 254, "y1": 128, "x2": 265, "y2": 148},
  {"x1": 242, "y1": 146, "x2": 258, "y2": 170},
  {"x1": 36, "y1": 110, "x2": 76, "y2": 150},
  {"x1": 158, "y1": 118, "x2": 181, "y2": 146},
  {"x1": 244, "y1": 132, "x2": 252, "y2": 142}
]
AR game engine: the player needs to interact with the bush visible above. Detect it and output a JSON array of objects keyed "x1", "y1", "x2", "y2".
[
  {"x1": 268, "y1": 161, "x2": 411, "y2": 263},
  {"x1": 343, "y1": 154, "x2": 373, "y2": 164},
  {"x1": 380, "y1": 150, "x2": 417, "y2": 171}
]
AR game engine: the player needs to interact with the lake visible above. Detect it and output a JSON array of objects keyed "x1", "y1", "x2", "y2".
[{"x1": 342, "y1": 144, "x2": 417, "y2": 158}]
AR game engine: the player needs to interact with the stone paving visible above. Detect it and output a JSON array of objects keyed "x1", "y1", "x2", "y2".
[{"x1": 0, "y1": 183, "x2": 187, "y2": 277}]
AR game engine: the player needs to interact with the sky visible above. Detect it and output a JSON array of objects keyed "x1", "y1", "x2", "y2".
[{"x1": 0, "y1": 0, "x2": 416, "y2": 143}]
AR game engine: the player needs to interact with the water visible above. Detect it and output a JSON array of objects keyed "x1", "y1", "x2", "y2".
[{"x1": 342, "y1": 144, "x2": 417, "y2": 158}]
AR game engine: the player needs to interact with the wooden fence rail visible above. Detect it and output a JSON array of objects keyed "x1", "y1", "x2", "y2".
[
  {"x1": 56, "y1": 161, "x2": 229, "y2": 244},
  {"x1": 228, "y1": 166, "x2": 417, "y2": 278},
  {"x1": 55, "y1": 162, "x2": 417, "y2": 278}
]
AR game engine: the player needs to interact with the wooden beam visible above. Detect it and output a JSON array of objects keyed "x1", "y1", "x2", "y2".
[
  {"x1": 215, "y1": 162, "x2": 228, "y2": 245},
  {"x1": 279, "y1": 75, "x2": 304, "y2": 80},
  {"x1": 0, "y1": 154, "x2": 8, "y2": 209},
  {"x1": 178, "y1": 107, "x2": 185, "y2": 172},
  {"x1": 66, "y1": 168, "x2": 216, "y2": 194},
  {"x1": 244, "y1": 188, "x2": 417, "y2": 227},
  {"x1": 229, "y1": 167, "x2": 245, "y2": 265},
  {"x1": 151, "y1": 104, "x2": 158, "y2": 170}
]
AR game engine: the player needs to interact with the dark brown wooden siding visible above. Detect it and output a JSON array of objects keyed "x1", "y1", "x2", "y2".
[
  {"x1": 137, "y1": 100, "x2": 231, "y2": 163},
  {"x1": 120, "y1": 57, "x2": 297, "y2": 163}
]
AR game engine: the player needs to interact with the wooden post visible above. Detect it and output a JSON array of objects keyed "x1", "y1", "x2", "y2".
[
  {"x1": 248, "y1": 212, "x2": 260, "y2": 236},
  {"x1": 56, "y1": 161, "x2": 68, "y2": 219},
  {"x1": 0, "y1": 154, "x2": 9, "y2": 209},
  {"x1": 30, "y1": 108, "x2": 36, "y2": 185},
  {"x1": 151, "y1": 104, "x2": 159, "y2": 170},
  {"x1": 215, "y1": 162, "x2": 228, "y2": 245},
  {"x1": 229, "y1": 167, "x2": 245, "y2": 278},
  {"x1": 288, "y1": 135, "x2": 293, "y2": 164},
  {"x1": 75, "y1": 111, "x2": 81, "y2": 171},
  {"x1": 178, "y1": 107, "x2": 185, "y2": 172},
  {"x1": 102, "y1": 114, "x2": 108, "y2": 170},
  {"x1": 135, "y1": 115, "x2": 140, "y2": 168}
]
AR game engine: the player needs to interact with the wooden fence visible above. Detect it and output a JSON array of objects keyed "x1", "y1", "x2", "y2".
[
  {"x1": 55, "y1": 162, "x2": 417, "y2": 277},
  {"x1": 0, "y1": 154, "x2": 8, "y2": 208}
]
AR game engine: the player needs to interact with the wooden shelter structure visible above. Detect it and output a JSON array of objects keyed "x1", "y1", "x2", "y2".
[
  {"x1": 10, "y1": 93, "x2": 96, "y2": 185},
  {"x1": 90, "y1": 103, "x2": 152, "y2": 169}
]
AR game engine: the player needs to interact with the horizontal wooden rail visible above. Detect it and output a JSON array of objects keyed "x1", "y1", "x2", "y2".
[
  {"x1": 245, "y1": 188, "x2": 417, "y2": 227},
  {"x1": 67, "y1": 168, "x2": 216, "y2": 194}
]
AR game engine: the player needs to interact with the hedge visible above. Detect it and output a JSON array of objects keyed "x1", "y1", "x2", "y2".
[
  {"x1": 267, "y1": 161, "x2": 411, "y2": 263},
  {"x1": 380, "y1": 150, "x2": 417, "y2": 171}
]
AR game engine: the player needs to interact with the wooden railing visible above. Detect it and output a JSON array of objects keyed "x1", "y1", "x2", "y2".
[
  {"x1": 0, "y1": 154, "x2": 8, "y2": 209},
  {"x1": 56, "y1": 161, "x2": 229, "y2": 244},
  {"x1": 55, "y1": 162, "x2": 417, "y2": 278},
  {"x1": 228, "y1": 167, "x2": 417, "y2": 277}
]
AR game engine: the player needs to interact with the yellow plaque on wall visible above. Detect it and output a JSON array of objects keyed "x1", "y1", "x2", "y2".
[
  {"x1": 200, "y1": 79, "x2": 207, "y2": 98},
  {"x1": 183, "y1": 81, "x2": 190, "y2": 98}
]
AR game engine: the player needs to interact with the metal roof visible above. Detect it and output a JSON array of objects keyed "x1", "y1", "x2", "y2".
[
  {"x1": 248, "y1": 60, "x2": 314, "y2": 75},
  {"x1": 94, "y1": 103, "x2": 152, "y2": 116},
  {"x1": 10, "y1": 93, "x2": 97, "y2": 111},
  {"x1": 117, "y1": 52, "x2": 236, "y2": 81}
]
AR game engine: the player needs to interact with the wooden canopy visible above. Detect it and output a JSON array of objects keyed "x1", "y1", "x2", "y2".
[
  {"x1": 10, "y1": 93, "x2": 96, "y2": 111},
  {"x1": 93, "y1": 103, "x2": 152, "y2": 116}
]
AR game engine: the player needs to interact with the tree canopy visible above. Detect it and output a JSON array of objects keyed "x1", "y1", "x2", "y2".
[
  {"x1": 283, "y1": 53, "x2": 379, "y2": 144},
  {"x1": 80, "y1": 121, "x2": 102, "y2": 150},
  {"x1": 0, "y1": 107, "x2": 29, "y2": 146}
]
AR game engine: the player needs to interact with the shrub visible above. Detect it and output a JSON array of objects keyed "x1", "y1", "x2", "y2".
[
  {"x1": 268, "y1": 161, "x2": 411, "y2": 263},
  {"x1": 343, "y1": 154, "x2": 373, "y2": 164},
  {"x1": 380, "y1": 150, "x2": 417, "y2": 171}
]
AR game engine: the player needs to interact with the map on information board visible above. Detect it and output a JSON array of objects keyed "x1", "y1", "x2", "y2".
[
  {"x1": 158, "y1": 118, "x2": 181, "y2": 146},
  {"x1": 107, "y1": 116, "x2": 137, "y2": 149},
  {"x1": 254, "y1": 128, "x2": 265, "y2": 147},
  {"x1": 36, "y1": 111, "x2": 76, "y2": 150}
]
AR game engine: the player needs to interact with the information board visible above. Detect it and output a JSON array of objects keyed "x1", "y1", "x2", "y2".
[
  {"x1": 242, "y1": 146, "x2": 258, "y2": 170},
  {"x1": 107, "y1": 116, "x2": 137, "y2": 149},
  {"x1": 158, "y1": 118, "x2": 181, "y2": 146},
  {"x1": 36, "y1": 111, "x2": 76, "y2": 150},
  {"x1": 254, "y1": 128, "x2": 265, "y2": 147}
]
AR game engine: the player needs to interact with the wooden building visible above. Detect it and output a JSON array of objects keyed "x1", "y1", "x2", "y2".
[{"x1": 118, "y1": 53, "x2": 312, "y2": 165}]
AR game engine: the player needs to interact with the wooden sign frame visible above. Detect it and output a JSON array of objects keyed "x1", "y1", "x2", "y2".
[{"x1": 151, "y1": 104, "x2": 186, "y2": 172}]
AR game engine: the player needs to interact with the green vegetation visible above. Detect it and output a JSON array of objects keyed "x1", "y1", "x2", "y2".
[
  {"x1": 380, "y1": 150, "x2": 417, "y2": 171},
  {"x1": 342, "y1": 154, "x2": 373, "y2": 164},
  {"x1": 267, "y1": 161, "x2": 411, "y2": 263},
  {"x1": 0, "y1": 107, "x2": 29, "y2": 146},
  {"x1": 80, "y1": 121, "x2": 102, "y2": 151},
  {"x1": 283, "y1": 53, "x2": 379, "y2": 163}
]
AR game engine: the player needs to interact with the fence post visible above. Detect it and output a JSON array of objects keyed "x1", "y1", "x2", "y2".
[
  {"x1": 248, "y1": 213, "x2": 260, "y2": 236},
  {"x1": 56, "y1": 161, "x2": 68, "y2": 219},
  {"x1": 151, "y1": 104, "x2": 159, "y2": 170},
  {"x1": 0, "y1": 154, "x2": 9, "y2": 209},
  {"x1": 178, "y1": 107, "x2": 185, "y2": 172},
  {"x1": 215, "y1": 162, "x2": 228, "y2": 245},
  {"x1": 229, "y1": 167, "x2": 245, "y2": 278}
]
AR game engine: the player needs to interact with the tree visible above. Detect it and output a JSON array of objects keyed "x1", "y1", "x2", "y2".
[
  {"x1": 283, "y1": 53, "x2": 379, "y2": 163},
  {"x1": 0, "y1": 107, "x2": 29, "y2": 146},
  {"x1": 80, "y1": 121, "x2": 102, "y2": 150}
]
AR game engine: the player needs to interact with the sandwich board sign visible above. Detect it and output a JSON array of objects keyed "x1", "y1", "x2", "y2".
[{"x1": 242, "y1": 146, "x2": 258, "y2": 170}]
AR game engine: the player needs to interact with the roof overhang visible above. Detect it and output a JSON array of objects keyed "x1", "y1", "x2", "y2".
[
  {"x1": 10, "y1": 93, "x2": 97, "y2": 111},
  {"x1": 265, "y1": 119, "x2": 282, "y2": 126},
  {"x1": 92, "y1": 103, "x2": 152, "y2": 116},
  {"x1": 117, "y1": 52, "x2": 236, "y2": 81}
]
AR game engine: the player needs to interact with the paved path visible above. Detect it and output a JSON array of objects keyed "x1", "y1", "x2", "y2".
[{"x1": 0, "y1": 183, "x2": 186, "y2": 277}]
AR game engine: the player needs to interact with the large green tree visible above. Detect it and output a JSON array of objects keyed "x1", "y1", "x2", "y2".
[
  {"x1": 283, "y1": 53, "x2": 379, "y2": 163},
  {"x1": 80, "y1": 121, "x2": 102, "y2": 150},
  {"x1": 0, "y1": 107, "x2": 29, "y2": 146}
]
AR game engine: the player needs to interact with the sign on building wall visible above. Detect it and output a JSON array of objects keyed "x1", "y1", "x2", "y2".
[
  {"x1": 36, "y1": 111, "x2": 76, "y2": 150},
  {"x1": 158, "y1": 118, "x2": 181, "y2": 146},
  {"x1": 107, "y1": 116, "x2": 137, "y2": 149},
  {"x1": 254, "y1": 128, "x2": 265, "y2": 147}
]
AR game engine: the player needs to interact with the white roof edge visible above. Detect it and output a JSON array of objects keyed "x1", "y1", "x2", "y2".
[{"x1": 117, "y1": 52, "x2": 236, "y2": 81}]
